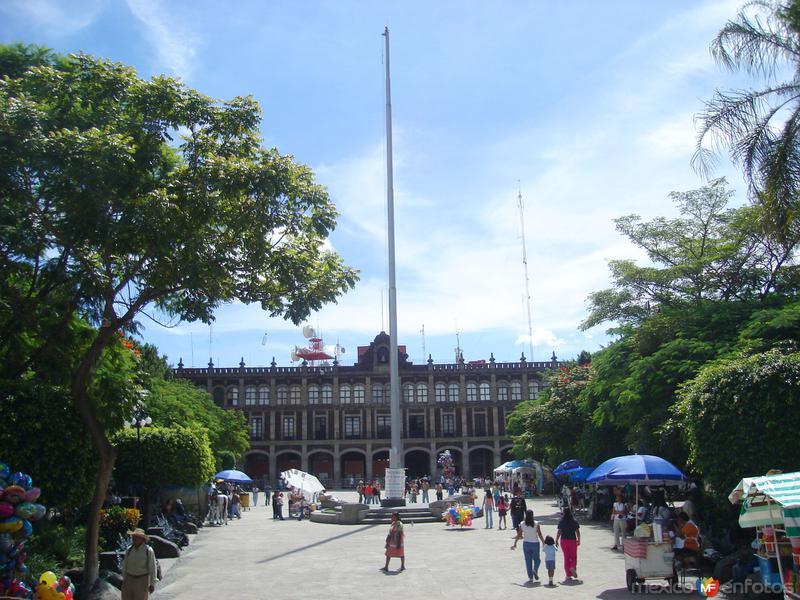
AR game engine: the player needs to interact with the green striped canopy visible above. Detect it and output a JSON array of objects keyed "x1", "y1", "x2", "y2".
[{"x1": 729, "y1": 471, "x2": 800, "y2": 535}]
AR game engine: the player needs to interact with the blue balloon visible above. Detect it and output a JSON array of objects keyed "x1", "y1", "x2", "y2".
[
  {"x1": 0, "y1": 463, "x2": 9, "y2": 481},
  {"x1": 8, "y1": 474, "x2": 31, "y2": 491}
]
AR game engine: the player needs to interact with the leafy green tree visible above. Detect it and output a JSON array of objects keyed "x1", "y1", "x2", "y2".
[
  {"x1": 694, "y1": 0, "x2": 800, "y2": 235},
  {"x1": 144, "y1": 378, "x2": 248, "y2": 467},
  {"x1": 0, "y1": 46, "x2": 357, "y2": 590},
  {"x1": 113, "y1": 426, "x2": 215, "y2": 490},
  {"x1": 675, "y1": 348, "x2": 800, "y2": 493},
  {"x1": 507, "y1": 365, "x2": 594, "y2": 466},
  {"x1": 581, "y1": 179, "x2": 798, "y2": 330}
]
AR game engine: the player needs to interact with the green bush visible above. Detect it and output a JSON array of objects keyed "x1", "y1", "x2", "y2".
[{"x1": 25, "y1": 522, "x2": 87, "y2": 576}]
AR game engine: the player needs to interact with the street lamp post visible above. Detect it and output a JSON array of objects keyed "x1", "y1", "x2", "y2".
[{"x1": 127, "y1": 404, "x2": 152, "y2": 512}]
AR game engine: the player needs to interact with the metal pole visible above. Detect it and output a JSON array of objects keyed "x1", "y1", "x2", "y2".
[{"x1": 383, "y1": 26, "x2": 401, "y2": 472}]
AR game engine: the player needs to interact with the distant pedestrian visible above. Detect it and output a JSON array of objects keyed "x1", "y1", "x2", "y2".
[
  {"x1": 357, "y1": 480, "x2": 365, "y2": 503},
  {"x1": 556, "y1": 508, "x2": 581, "y2": 581},
  {"x1": 421, "y1": 480, "x2": 430, "y2": 503},
  {"x1": 435, "y1": 482, "x2": 443, "y2": 501},
  {"x1": 510, "y1": 489, "x2": 527, "y2": 530},
  {"x1": 365, "y1": 482, "x2": 374, "y2": 504},
  {"x1": 373, "y1": 482, "x2": 381, "y2": 504},
  {"x1": 482, "y1": 489, "x2": 494, "y2": 529},
  {"x1": 252, "y1": 487, "x2": 259, "y2": 507},
  {"x1": 611, "y1": 492, "x2": 627, "y2": 550},
  {"x1": 121, "y1": 528, "x2": 156, "y2": 600},
  {"x1": 273, "y1": 492, "x2": 285, "y2": 520},
  {"x1": 511, "y1": 509, "x2": 544, "y2": 583},
  {"x1": 380, "y1": 512, "x2": 405, "y2": 573}
]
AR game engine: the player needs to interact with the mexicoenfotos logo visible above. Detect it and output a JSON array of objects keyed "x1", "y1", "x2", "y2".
[{"x1": 696, "y1": 577, "x2": 720, "y2": 597}]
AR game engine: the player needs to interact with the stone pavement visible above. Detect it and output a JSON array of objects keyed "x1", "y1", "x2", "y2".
[{"x1": 155, "y1": 492, "x2": 666, "y2": 600}]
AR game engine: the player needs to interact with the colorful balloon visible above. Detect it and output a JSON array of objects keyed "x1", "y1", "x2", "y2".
[
  {"x1": 8, "y1": 474, "x2": 31, "y2": 491},
  {"x1": 0, "y1": 463, "x2": 9, "y2": 481},
  {"x1": 30, "y1": 504, "x2": 46, "y2": 522},
  {"x1": 0, "y1": 503, "x2": 14, "y2": 519},
  {"x1": 17, "y1": 519, "x2": 33, "y2": 538},
  {"x1": 2, "y1": 486, "x2": 26, "y2": 505},
  {"x1": 0, "y1": 517, "x2": 22, "y2": 534},
  {"x1": 24, "y1": 488, "x2": 41, "y2": 503},
  {"x1": 14, "y1": 503, "x2": 36, "y2": 520}
]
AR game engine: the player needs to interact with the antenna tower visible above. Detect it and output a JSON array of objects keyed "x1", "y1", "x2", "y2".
[{"x1": 518, "y1": 186, "x2": 534, "y2": 361}]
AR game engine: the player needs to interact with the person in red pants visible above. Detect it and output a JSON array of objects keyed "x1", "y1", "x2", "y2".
[{"x1": 555, "y1": 508, "x2": 581, "y2": 581}]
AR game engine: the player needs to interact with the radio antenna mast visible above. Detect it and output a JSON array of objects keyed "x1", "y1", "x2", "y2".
[
  {"x1": 420, "y1": 324, "x2": 426, "y2": 362},
  {"x1": 518, "y1": 184, "x2": 534, "y2": 361}
]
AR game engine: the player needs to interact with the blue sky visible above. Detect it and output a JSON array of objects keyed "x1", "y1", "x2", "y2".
[{"x1": 1, "y1": 0, "x2": 755, "y2": 368}]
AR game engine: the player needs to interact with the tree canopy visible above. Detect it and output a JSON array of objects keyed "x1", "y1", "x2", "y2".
[{"x1": 0, "y1": 44, "x2": 357, "y2": 590}]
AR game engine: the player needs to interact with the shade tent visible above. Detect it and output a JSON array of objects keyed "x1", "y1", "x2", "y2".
[
  {"x1": 586, "y1": 454, "x2": 688, "y2": 486},
  {"x1": 564, "y1": 467, "x2": 595, "y2": 483},
  {"x1": 213, "y1": 469, "x2": 253, "y2": 483},
  {"x1": 729, "y1": 471, "x2": 800, "y2": 535},
  {"x1": 281, "y1": 469, "x2": 325, "y2": 501}
]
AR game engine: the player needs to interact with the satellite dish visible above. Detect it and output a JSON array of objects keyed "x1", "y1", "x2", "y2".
[{"x1": 302, "y1": 325, "x2": 315, "y2": 338}]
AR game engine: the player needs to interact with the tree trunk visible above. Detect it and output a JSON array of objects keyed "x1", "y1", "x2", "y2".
[{"x1": 71, "y1": 327, "x2": 117, "y2": 597}]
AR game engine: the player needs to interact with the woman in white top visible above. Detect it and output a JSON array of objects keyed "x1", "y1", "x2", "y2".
[
  {"x1": 611, "y1": 492, "x2": 627, "y2": 550},
  {"x1": 511, "y1": 509, "x2": 545, "y2": 582}
]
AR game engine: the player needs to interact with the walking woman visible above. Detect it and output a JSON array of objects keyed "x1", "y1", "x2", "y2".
[
  {"x1": 555, "y1": 508, "x2": 581, "y2": 581},
  {"x1": 380, "y1": 512, "x2": 405, "y2": 572},
  {"x1": 482, "y1": 488, "x2": 494, "y2": 529},
  {"x1": 511, "y1": 509, "x2": 545, "y2": 582}
]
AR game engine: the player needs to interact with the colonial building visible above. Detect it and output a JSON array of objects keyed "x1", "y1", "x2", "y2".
[{"x1": 174, "y1": 332, "x2": 559, "y2": 487}]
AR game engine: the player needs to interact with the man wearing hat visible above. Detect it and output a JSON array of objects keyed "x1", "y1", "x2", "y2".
[{"x1": 121, "y1": 528, "x2": 157, "y2": 600}]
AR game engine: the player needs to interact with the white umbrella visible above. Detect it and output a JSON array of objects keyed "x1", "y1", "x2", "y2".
[{"x1": 281, "y1": 469, "x2": 325, "y2": 501}]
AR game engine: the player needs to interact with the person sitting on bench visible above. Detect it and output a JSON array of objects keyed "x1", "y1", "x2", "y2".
[{"x1": 673, "y1": 511, "x2": 700, "y2": 562}]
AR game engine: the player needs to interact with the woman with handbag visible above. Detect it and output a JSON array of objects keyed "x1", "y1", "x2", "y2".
[{"x1": 380, "y1": 512, "x2": 405, "y2": 572}]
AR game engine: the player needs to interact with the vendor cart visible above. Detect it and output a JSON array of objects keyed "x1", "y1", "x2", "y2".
[
  {"x1": 623, "y1": 538, "x2": 676, "y2": 591},
  {"x1": 587, "y1": 454, "x2": 689, "y2": 594},
  {"x1": 729, "y1": 471, "x2": 800, "y2": 600}
]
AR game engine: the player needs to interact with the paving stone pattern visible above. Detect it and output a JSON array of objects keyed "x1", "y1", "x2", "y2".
[{"x1": 155, "y1": 493, "x2": 666, "y2": 600}]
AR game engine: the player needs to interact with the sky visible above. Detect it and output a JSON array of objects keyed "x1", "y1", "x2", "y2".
[{"x1": 1, "y1": 0, "x2": 758, "y2": 368}]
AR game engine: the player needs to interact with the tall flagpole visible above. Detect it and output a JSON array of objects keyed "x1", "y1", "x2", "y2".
[{"x1": 383, "y1": 26, "x2": 405, "y2": 505}]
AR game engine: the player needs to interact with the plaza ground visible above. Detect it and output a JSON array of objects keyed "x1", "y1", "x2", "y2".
[{"x1": 154, "y1": 492, "x2": 674, "y2": 600}]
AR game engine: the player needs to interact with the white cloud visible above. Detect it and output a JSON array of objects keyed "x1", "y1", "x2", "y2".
[
  {"x1": 125, "y1": 0, "x2": 197, "y2": 77},
  {"x1": 2, "y1": 0, "x2": 104, "y2": 34},
  {"x1": 515, "y1": 329, "x2": 566, "y2": 348}
]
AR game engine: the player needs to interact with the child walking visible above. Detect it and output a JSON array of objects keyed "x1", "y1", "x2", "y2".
[
  {"x1": 543, "y1": 535, "x2": 558, "y2": 586},
  {"x1": 497, "y1": 494, "x2": 509, "y2": 530}
]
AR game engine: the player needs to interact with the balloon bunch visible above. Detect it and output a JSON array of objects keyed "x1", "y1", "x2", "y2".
[
  {"x1": 34, "y1": 572, "x2": 74, "y2": 600},
  {"x1": 437, "y1": 450, "x2": 455, "y2": 479},
  {"x1": 443, "y1": 504, "x2": 479, "y2": 528},
  {"x1": 0, "y1": 462, "x2": 47, "y2": 599}
]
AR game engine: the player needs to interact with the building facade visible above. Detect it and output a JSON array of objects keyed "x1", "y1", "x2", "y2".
[{"x1": 174, "y1": 332, "x2": 559, "y2": 487}]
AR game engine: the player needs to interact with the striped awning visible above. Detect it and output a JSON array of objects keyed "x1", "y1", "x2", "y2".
[{"x1": 729, "y1": 471, "x2": 800, "y2": 535}]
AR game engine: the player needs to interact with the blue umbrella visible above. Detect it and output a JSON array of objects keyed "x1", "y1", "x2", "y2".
[
  {"x1": 554, "y1": 459, "x2": 582, "y2": 475},
  {"x1": 569, "y1": 467, "x2": 596, "y2": 483},
  {"x1": 214, "y1": 469, "x2": 253, "y2": 483},
  {"x1": 586, "y1": 455, "x2": 687, "y2": 486}
]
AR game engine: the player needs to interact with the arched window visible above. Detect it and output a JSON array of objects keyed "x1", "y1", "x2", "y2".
[
  {"x1": 321, "y1": 384, "x2": 332, "y2": 404},
  {"x1": 340, "y1": 384, "x2": 352, "y2": 404},
  {"x1": 528, "y1": 381, "x2": 540, "y2": 400},
  {"x1": 511, "y1": 381, "x2": 522, "y2": 401},
  {"x1": 227, "y1": 386, "x2": 239, "y2": 406},
  {"x1": 435, "y1": 383, "x2": 446, "y2": 402},
  {"x1": 245, "y1": 385, "x2": 256, "y2": 405},
  {"x1": 258, "y1": 385, "x2": 270, "y2": 405},
  {"x1": 448, "y1": 383, "x2": 460, "y2": 402},
  {"x1": 353, "y1": 384, "x2": 365, "y2": 404},
  {"x1": 276, "y1": 385, "x2": 288, "y2": 405},
  {"x1": 466, "y1": 382, "x2": 478, "y2": 402},
  {"x1": 497, "y1": 382, "x2": 509, "y2": 402},
  {"x1": 479, "y1": 382, "x2": 491, "y2": 402},
  {"x1": 308, "y1": 384, "x2": 319, "y2": 405},
  {"x1": 290, "y1": 385, "x2": 301, "y2": 405},
  {"x1": 403, "y1": 383, "x2": 414, "y2": 403},
  {"x1": 416, "y1": 383, "x2": 428, "y2": 403},
  {"x1": 372, "y1": 383, "x2": 385, "y2": 404}
]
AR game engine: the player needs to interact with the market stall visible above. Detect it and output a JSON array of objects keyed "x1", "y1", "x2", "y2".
[
  {"x1": 587, "y1": 454, "x2": 688, "y2": 592},
  {"x1": 493, "y1": 459, "x2": 549, "y2": 496},
  {"x1": 729, "y1": 471, "x2": 800, "y2": 599}
]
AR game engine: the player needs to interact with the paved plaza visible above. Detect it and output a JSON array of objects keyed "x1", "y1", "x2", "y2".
[{"x1": 155, "y1": 493, "x2": 668, "y2": 600}]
